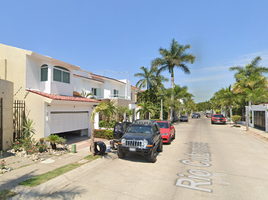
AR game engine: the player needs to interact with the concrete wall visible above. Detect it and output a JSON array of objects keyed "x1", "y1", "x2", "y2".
[
  {"x1": 0, "y1": 44, "x2": 29, "y2": 100},
  {"x1": 0, "y1": 79, "x2": 13, "y2": 150},
  {"x1": 24, "y1": 92, "x2": 52, "y2": 140}
]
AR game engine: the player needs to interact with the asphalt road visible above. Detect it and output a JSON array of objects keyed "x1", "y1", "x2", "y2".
[{"x1": 45, "y1": 116, "x2": 268, "y2": 200}]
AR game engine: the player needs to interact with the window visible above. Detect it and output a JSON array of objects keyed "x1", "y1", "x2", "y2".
[
  {"x1": 53, "y1": 66, "x2": 70, "y2": 83},
  {"x1": 92, "y1": 88, "x2": 101, "y2": 96},
  {"x1": 114, "y1": 89, "x2": 119, "y2": 97},
  {"x1": 41, "y1": 64, "x2": 48, "y2": 81}
]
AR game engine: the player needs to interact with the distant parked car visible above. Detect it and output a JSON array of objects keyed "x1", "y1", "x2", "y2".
[
  {"x1": 211, "y1": 114, "x2": 226, "y2": 124},
  {"x1": 156, "y1": 121, "x2": 175, "y2": 144},
  {"x1": 179, "y1": 115, "x2": 188, "y2": 122},
  {"x1": 192, "y1": 113, "x2": 200, "y2": 118}
]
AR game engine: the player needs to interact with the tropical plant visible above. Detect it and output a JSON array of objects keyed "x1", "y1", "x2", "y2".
[
  {"x1": 134, "y1": 66, "x2": 158, "y2": 90},
  {"x1": 81, "y1": 90, "x2": 93, "y2": 98},
  {"x1": 136, "y1": 102, "x2": 156, "y2": 119},
  {"x1": 126, "y1": 108, "x2": 133, "y2": 122},
  {"x1": 152, "y1": 39, "x2": 196, "y2": 121},
  {"x1": 230, "y1": 56, "x2": 268, "y2": 105},
  {"x1": 214, "y1": 85, "x2": 237, "y2": 118},
  {"x1": 99, "y1": 120, "x2": 107, "y2": 128},
  {"x1": 99, "y1": 101, "x2": 117, "y2": 130},
  {"x1": 22, "y1": 118, "x2": 36, "y2": 138},
  {"x1": 116, "y1": 105, "x2": 128, "y2": 122},
  {"x1": 230, "y1": 56, "x2": 268, "y2": 81}
]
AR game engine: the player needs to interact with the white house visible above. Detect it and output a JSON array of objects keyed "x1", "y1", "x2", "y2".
[
  {"x1": 73, "y1": 69, "x2": 139, "y2": 122},
  {"x1": 0, "y1": 43, "x2": 138, "y2": 145},
  {"x1": 245, "y1": 104, "x2": 267, "y2": 131},
  {"x1": 0, "y1": 44, "x2": 101, "y2": 141}
]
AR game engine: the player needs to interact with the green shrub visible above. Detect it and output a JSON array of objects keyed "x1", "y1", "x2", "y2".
[
  {"x1": 231, "y1": 115, "x2": 241, "y2": 125},
  {"x1": 99, "y1": 120, "x2": 107, "y2": 128},
  {"x1": 94, "y1": 130, "x2": 113, "y2": 139},
  {"x1": 109, "y1": 120, "x2": 116, "y2": 128},
  {"x1": 215, "y1": 109, "x2": 221, "y2": 114}
]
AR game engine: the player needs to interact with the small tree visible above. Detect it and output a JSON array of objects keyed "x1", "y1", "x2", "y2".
[
  {"x1": 117, "y1": 105, "x2": 128, "y2": 122},
  {"x1": 231, "y1": 115, "x2": 241, "y2": 127}
]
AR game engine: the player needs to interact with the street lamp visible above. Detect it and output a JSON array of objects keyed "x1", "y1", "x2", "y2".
[{"x1": 160, "y1": 94, "x2": 164, "y2": 121}]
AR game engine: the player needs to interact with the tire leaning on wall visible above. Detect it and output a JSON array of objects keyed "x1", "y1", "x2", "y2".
[{"x1": 90, "y1": 141, "x2": 107, "y2": 155}]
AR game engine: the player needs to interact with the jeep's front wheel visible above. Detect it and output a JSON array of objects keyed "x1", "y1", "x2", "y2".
[
  {"x1": 117, "y1": 147, "x2": 126, "y2": 159},
  {"x1": 157, "y1": 139, "x2": 163, "y2": 152},
  {"x1": 148, "y1": 147, "x2": 157, "y2": 163}
]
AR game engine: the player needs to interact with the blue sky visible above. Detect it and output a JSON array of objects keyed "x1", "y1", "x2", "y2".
[{"x1": 1, "y1": 0, "x2": 268, "y2": 103}]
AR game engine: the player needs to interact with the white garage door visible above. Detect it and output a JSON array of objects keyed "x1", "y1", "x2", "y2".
[{"x1": 50, "y1": 111, "x2": 89, "y2": 134}]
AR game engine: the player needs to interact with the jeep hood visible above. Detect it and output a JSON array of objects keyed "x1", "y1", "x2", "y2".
[{"x1": 122, "y1": 133, "x2": 152, "y2": 141}]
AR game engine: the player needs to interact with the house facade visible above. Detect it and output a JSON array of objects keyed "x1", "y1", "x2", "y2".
[
  {"x1": 0, "y1": 43, "x2": 139, "y2": 148},
  {"x1": 245, "y1": 104, "x2": 268, "y2": 132},
  {"x1": 0, "y1": 44, "x2": 100, "y2": 143},
  {"x1": 73, "y1": 70, "x2": 139, "y2": 123}
]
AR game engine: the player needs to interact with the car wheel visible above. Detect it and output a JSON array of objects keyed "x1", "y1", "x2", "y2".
[
  {"x1": 157, "y1": 139, "x2": 163, "y2": 152},
  {"x1": 173, "y1": 132, "x2": 176, "y2": 139},
  {"x1": 168, "y1": 135, "x2": 171, "y2": 144},
  {"x1": 148, "y1": 147, "x2": 157, "y2": 163},
  {"x1": 211, "y1": 121, "x2": 213, "y2": 124},
  {"x1": 117, "y1": 147, "x2": 126, "y2": 159}
]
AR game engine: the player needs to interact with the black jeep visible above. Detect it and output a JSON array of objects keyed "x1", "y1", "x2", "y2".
[{"x1": 117, "y1": 119, "x2": 163, "y2": 163}]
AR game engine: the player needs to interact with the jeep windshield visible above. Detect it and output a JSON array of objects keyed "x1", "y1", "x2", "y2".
[{"x1": 126, "y1": 125, "x2": 153, "y2": 134}]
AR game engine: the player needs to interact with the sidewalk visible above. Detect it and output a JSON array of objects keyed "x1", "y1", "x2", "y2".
[
  {"x1": 237, "y1": 123, "x2": 268, "y2": 142},
  {"x1": 0, "y1": 138, "x2": 115, "y2": 198}
]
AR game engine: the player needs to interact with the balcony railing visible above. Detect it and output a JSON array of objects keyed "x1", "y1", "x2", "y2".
[{"x1": 109, "y1": 94, "x2": 129, "y2": 99}]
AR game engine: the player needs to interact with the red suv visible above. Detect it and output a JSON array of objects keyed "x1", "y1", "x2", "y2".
[
  {"x1": 211, "y1": 114, "x2": 226, "y2": 124},
  {"x1": 156, "y1": 121, "x2": 175, "y2": 144}
]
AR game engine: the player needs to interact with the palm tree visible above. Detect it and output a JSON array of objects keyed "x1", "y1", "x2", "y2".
[
  {"x1": 152, "y1": 39, "x2": 196, "y2": 121},
  {"x1": 90, "y1": 102, "x2": 108, "y2": 156},
  {"x1": 126, "y1": 108, "x2": 133, "y2": 122},
  {"x1": 230, "y1": 56, "x2": 268, "y2": 106},
  {"x1": 136, "y1": 102, "x2": 156, "y2": 119},
  {"x1": 100, "y1": 101, "x2": 117, "y2": 130},
  {"x1": 230, "y1": 56, "x2": 268, "y2": 81},
  {"x1": 214, "y1": 85, "x2": 237, "y2": 118},
  {"x1": 117, "y1": 105, "x2": 128, "y2": 122},
  {"x1": 152, "y1": 74, "x2": 169, "y2": 91},
  {"x1": 81, "y1": 90, "x2": 93, "y2": 98},
  {"x1": 134, "y1": 66, "x2": 158, "y2": 90}
]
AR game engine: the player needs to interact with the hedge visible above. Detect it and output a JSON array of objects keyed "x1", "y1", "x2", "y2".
[{"x1": 94, "y1": 129, "x2": 113, "y2": 139}]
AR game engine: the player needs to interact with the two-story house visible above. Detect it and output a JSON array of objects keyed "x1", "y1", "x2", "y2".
[
  {"x1": 0, "y1": 44, "x2": 100, "y2": 143},
  {"x1": 0, "y1": 43, "x2": 139, "y2": 148},
  {"x1": 73, "y1": 70, "x2": 139, "y2": 124}
]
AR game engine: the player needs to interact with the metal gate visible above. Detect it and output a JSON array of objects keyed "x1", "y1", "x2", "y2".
[
  {"x1": 254, "y1": 111, "x2": 265, "y2": 131},
  {"x1": 0, "y1": 98, "x2": 2, "y2": 150},
  {"x1": 13, "y1": 100, "x2": 25, "y2": 141}
]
